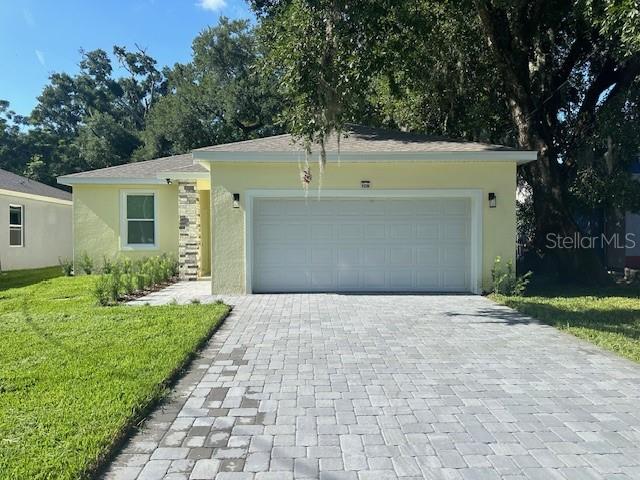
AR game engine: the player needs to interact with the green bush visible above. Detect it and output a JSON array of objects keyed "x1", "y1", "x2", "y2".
[
  {"x1": 101, "y1": 256, "x2": 114, "y2": 274},
  {"x1": 92, "y1": 254, "x2": 179, "y2": 305},
  {"x1": 93, "y1": 275, "x2": 111, "y2": 306},
  {"x1": 78, "y1": 252, "x2": 94, "y2": 275},
  {"x1": 135, "y1": 273, "x2": 148, "y2": 291},
  {"x1": 491, "y1": 256, "x2": 532, "y2": 296},
  {"x1": 122, "y1": 273, "x2": 135, "y2": 296},
  {"x1": 58, "y1": 258, "x2": 73, "y2": 277}
]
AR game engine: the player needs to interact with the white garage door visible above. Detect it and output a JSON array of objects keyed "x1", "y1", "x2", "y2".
[{"x1": 252, "y1": 197, "x2": 471, "y2": 293}]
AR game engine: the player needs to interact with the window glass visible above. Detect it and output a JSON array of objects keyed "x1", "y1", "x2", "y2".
[
  {"x1": 9, "y1": 228, "x2": 22, "y2": 246},
  {"x1": 9, "y1": 205, "x2": 22, "y2": 226},
  {"x1": 127, "y1": 195, "x2": 154, "y2": 219},
  {"x1": 125, "y1": 194, "x2": 155, "y2": 245},
  {"x1": 9, "y1": 205, "x2": 23, "y2": 246},
  {"x1": 127, "y1": 220, "x2": 155, "y2": 245}
]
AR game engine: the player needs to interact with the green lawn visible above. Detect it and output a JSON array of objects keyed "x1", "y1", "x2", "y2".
[
  {"x1": 492, "y1": 284, "x2": 640, "y2": 363},
  {"x1": 0, "y1": 275, "x2": 229, "y2": 479},
  {"x1": 0, "y1": 266, "x2": 63, "y2": 291}
]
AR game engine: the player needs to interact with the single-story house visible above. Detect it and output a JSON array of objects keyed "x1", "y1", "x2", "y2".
[
  {"x1": 58, "y1": 125, "x2": 537, "y2": 294},
  {"x1": 1, "y1": 168, "x2": 72, "y2": 271}
]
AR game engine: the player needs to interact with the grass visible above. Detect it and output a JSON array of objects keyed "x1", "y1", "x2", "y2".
[
  {"x1": 0, "y1": 266, "x2": 63, "y2": 291},
  {"x1": 492, "y1": 283, "x2": 640, "y2": 363},
  {"x1": 0, "y1": 275, "x2": 230, "y2": 479}
]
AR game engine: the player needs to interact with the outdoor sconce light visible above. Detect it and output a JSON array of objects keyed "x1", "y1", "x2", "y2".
[
  {"x1": 232, "y1": 193, "x2": 240, "y2": 208},
  {"x1": 488, "y1": 192, "x2": 497, "y2": 208}
]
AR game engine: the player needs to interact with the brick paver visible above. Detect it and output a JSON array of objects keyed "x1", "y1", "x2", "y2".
[{"x1": 104, "y1": 288, "x2": 640, "y2": 479}]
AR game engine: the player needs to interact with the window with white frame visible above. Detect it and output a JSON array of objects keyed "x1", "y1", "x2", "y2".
[
  {"x1": 9, "y1": 204, "x2": 24, "y2": 247},
  {"x1": 123, "y1": 192, "x2": 156, "y2": 247}
]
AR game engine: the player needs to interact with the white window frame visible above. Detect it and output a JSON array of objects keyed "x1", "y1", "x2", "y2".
[
  {"x1": 9, "y1": 204, "x2": 24, "y2": 247},
  {"x1": 120, "y1": 190, "x2": 158, "y2": 250}
]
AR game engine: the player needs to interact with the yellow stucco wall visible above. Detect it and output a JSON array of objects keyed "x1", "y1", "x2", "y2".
[
  {"x1": 72, "y1": 183, "x2": 180, "y2": 269},
  {"x1": 209, "y1": 161, "x2": 517, "y2": 294}
]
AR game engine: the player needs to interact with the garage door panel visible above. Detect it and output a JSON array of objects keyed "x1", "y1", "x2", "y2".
[
  {"x1": 389, "y1": 248, "x2": 413, "y2": 266},
  {"x1": 443, "y1": 270, "x2": 468, "y2": 290},
  {"x1": 338, "y1": 270, "x2": 359, "y2": 288},
  {"x1": 364, "y1": 247, "x2": 386, "y2": 265},
  {"x1": 310, "y1": 270, "x2": 334, "y2": 288},
  {"x1": 390, "y1": 223, "x2": 413, "y2": 240},
  {"x1": 338, "y1": 247, "x2": 361, "y2": 266},
  {"x1": 443, "y1": 198, "x2": 471, "y2": 216},
  {"x1": 252, "y1": 197, "x2": 472, "y2": 293},
  {"x1": 416, "y1": 246, "x2": 439, "y2": 266},
  {"x1": 365, "y1": 224, "x2": 387, "y2": 240},
  {"x1": 311, "y1": 247, "x2": 334, "y2": 265},
  {"x1": 338, "y1": 224, "x2": 364, "y2": 240},
  {"x1": 363, "y1": 270, "x2": 386, "y2": 288},
  {"x1": 388, "y1": 270, "x2": 413, "y2": 289},
  {"x1": 311, "y1": 224, "x2": 333, "y2": 240}
]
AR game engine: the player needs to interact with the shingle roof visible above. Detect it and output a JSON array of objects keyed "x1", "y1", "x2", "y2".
[
  {"x1": 0, "y1": 168, "x2": 71, "y2": 201},
  {"x1": 58, "y1": 153, "x2": 206, "y2": 180},
  {"x1": 195, "y1": 124, "x2": 519, "y2": 153},
  {"x1": 58, "y1": 125, "x2": 532, "y2": 184}
]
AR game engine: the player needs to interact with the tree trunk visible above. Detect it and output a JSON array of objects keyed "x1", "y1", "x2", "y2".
[{"x1": 527, "y1": 151, "x2": 612, "y2": 285}]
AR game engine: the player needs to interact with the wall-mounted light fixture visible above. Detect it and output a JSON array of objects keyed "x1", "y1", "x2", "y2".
[
  {"x1": 232, "y1": 193, "x2": 240, "y2": 208},
  {"x1": 165, "y1": 178, "x2": 172, "y2": 185},
  {"x1": 488, "y1": 192, "x2": 497, "y2": 208}
]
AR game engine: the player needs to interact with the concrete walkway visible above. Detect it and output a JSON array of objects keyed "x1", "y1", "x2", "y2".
[{"x1": 105, "y1": 285, "x2": 640, "y2": 479}]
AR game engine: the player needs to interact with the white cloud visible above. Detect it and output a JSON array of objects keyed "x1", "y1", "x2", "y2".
[
  {"x1": 196, "y1": 0, "x2": 227, "y2": 11},
  {"x1": 23, "y1": 8, "x2": 35, "y2": 28},
  {"x1": 35, "y1": 50, "x2": 46, "y2": 67}
]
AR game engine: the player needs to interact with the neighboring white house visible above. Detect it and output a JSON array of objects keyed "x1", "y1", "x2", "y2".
[{"x1": 0, "y1": 168, "x2": 72, "y2": 271}]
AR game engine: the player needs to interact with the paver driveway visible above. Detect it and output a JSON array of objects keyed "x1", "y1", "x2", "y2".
[{"x1": 105, "y1": 293, "x2": 640, "y2": 480}]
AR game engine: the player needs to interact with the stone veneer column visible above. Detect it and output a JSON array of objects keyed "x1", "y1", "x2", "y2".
[{"x1": 178, "y1": 182, "x2": 201, "y2": 281}]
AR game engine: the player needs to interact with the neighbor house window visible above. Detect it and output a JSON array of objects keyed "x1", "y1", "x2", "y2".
[
  {"x1": 9, "y1": 204, "x2": 24, "y2": 247},
  {"x1": 122, "y1": 192, "x2": 156, "y2": 247}
]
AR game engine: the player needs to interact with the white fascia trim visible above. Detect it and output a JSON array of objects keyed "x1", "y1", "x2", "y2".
[
  {"x1": 57, "y1": 177, "x2": 165, "y2": 186},
  {"x1": 243, "y1": 188, "x2": 484, "y2": 295},
  {"x1": 194, "y1": 150, "x2": 537, "y2": 164},
  {"x1": 0, "y1": 188, "x2": 72, "y2": 206},
  {"x1": 155, "y1": 172, "x2": 209, "y2": 181}
]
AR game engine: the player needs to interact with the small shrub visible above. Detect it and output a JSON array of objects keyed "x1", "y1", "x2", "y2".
[
  {"x1": 122, "y1": 273, "x2": 136, "y2": 296},
  {"x1": 135, "y1": 273, "x2": 147, "y2": 292},
  {"x1": 93, "y1": 275, "x2": 111, "y2": 306},
  {"x1": 78, "y1": 252, "x2": 94, "y2": 275},
  {"x1": 190, "y1": 298, "x2": 201, "y2": 304},
  {"x1": 101, "y1": 256, "x2": 114, "y2": 274},
  {"x1": 169, "y1": 298, "x2": 178, "y2": 305},
  {"x1": 108, "y1": 271, "x2": 122, "y2": 303},
  {"x1": 58, "y1": 258, "x2": 73, "y2": 276},
  {"x1": 491, "y1": 256, "x2": 532, "y2": 296},
  {"x1": 120, "y1": 257, "x2": 133, "y2": 274}
]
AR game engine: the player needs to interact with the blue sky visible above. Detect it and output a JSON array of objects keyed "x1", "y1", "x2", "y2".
[{"x1": 0, "y1": 0, "x2": 254, "y2": 116}]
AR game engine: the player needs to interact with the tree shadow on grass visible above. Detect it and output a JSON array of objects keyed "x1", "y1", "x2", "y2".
[{"x1": 501, "y1": 299, "x2": 640, "y2": 340}]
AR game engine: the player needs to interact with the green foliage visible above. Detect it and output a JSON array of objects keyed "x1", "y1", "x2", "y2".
[
  {"x1": 491, "y1": 256, "x2": 532, "y2": 296},
  {"x1": 0, "y1": 275, "x2": 229, "y2": 478},
  {"x1": 137, "y1": 18, "x2": 284, "y2": 160},
  {"x1": 93, "y1": 274, "x2": 112, "y2": 306},
  {"x1": 58, "y1": 257, "x2": 74, "y2": 277},
  {"x1": 101, "y1": 256, "x2": 115, "y2": 274},
  {"x1": 91, "y1": 254, "x2": 178, "y2": 305},
  {"x1": 78, "y1": 252, "x2": 94, "y2": 275}
]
